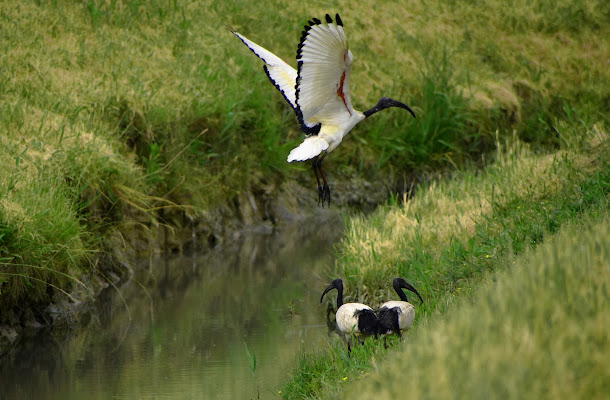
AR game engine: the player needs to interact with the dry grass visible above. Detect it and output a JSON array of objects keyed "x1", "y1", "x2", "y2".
[{"x1": 336, "y1": 126, "x2": 603, "y2": 297}]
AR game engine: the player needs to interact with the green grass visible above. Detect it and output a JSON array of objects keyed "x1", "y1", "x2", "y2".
[
  {"x1": 274, "y1": 2, "x2": 609, "y2": 393},
  {"x1": 0, "y1": 0, "x2": 608, "y2": 335},
  {"x1": 343, "y1": 212, "x2": 610, "y2": 400},
  {"x1": 279, "y1": 126, "x2": 609, "y2": 398}
]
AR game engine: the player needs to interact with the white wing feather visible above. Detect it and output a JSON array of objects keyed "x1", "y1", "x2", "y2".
[
  {"x1": 296, "y1": 18, "x2": 355, "y2": 129},
  {"x1": 231, "y1": 16, "x2": 364, "y2": 165},
  {"x1": 286, "y1": 136, "x2": 329, "y2": 162},
  {"x1": 230, "y1": 30, "x2": 297, "y2": 108}
]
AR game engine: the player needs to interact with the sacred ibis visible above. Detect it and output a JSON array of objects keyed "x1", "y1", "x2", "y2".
[
  {"x1": 229, "y1": 14, "x2": 416, "y2": 206},
  {"x1": 377, "y1": 277, "x2": 424, "y2": 348},
  {"x1": 320, "y1": 278, "x2": 378, "y2": 354}
]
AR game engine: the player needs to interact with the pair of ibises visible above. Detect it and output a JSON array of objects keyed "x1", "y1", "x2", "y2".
[
  {"x1": 230, "y1": 13, "x2": 416, "y2": 206},
  {"x1": 321, "y1": 278, "x2": 423, "y2": 353}
]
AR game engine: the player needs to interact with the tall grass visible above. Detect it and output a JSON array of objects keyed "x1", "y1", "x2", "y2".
[
  {"x1": 336, "y1": 128, "x2": 608, "y2": 305},
  {"x1": 279, "y1": 125, "x2": 609, "y2": 398},
  {"x1": 344, "y1": 212, "x2": 610, "y2": 399},
  {"x1": 0, "y1": 148, "x2": 90, "y2": 308}
]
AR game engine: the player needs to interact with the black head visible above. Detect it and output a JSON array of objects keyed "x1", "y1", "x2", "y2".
[
  {"x1": 393, "y1": 277, "x2": 424, "y2": 304},
  {"x1": 321, "y1": 279, "x2": 344, "y2": 307},
  {"x1": 363, "y1": 97, "x2": 416, "y2": 119}
]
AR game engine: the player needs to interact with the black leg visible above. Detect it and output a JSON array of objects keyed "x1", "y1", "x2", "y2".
[
  {"x1": 317, "y1": 152, "x2": 330, "y2": 207},
  {"x1": 312, "y1": 156, "x2": 324, "y2": 206},
  {"x1": 319, "y1": 166, "x2": 330, "y2": 207}
]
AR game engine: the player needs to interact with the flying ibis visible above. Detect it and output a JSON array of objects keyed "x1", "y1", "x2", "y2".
[
  {"x1": 377, "y1": 277, "x2": 424, "y2": 348},
  {"x1": 229, "y1": 14, "x2": 416, "y2": 206},
  {"x1": 320, "y1": 278, "x2": 378, "y2": 354}
]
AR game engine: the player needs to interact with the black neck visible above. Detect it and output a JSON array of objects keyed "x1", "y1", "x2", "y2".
[
  {"x1": 336, "y1": 285, "x2": 344, "y2": 308},
  {"x1": 363, "y1": 105, "x2": 382, "y2": 118},
  {"x1": 395, "y1": 285, "x2": 408, "y2": 302}
]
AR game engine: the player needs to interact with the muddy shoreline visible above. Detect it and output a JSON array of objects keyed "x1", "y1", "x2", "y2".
[{"x1": 0, "y1": 177, "x2": 390, "y2": 358}]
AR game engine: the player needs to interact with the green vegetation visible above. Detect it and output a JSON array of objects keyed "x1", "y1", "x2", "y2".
[
  {"x1": 343, "y1": 213, "x2": 610, "y2": 399},
  {"x1": 274, "y1": 1, "x2": 609, "y2": 397},
  {"x1": 280, "y1": 129, "x2": 609, "y2": 399},
  {"x1": 0, "y1": 3, "x2": 608, "y2": 392}
]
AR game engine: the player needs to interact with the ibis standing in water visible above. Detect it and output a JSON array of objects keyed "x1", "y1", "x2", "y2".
[
  {"x1": 320, "y1": 279, "x2": 378, "y2": 354},
  {"x1": 230, "y1": 14, "x2": 416, "y2": 206},
  {"x1": 377, "y1": 277, "x2": 424, "y2": 348}
]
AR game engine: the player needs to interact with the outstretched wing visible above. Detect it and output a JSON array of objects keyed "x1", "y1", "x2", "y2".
[
  {"x1": 296, "y1": 14, "x2": 355, "y2": 135},
  {"x1": 229, "y1": 27, "x2": 297, "y2": 109}
]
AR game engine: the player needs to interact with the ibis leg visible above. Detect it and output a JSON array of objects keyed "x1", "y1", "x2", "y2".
[
  {"x1": 312, "y1": 153, "x2": 331, "y2": 207},
  {"x1": 317, "y1": 153, "x2": 330, "y2": 207},
  {"x1": 319, "y1": 165, "x2": 331, "y2": 207},
  {"x1": 312, "y1": 156, "x2": 324, "y2": 206},
  {"x1": 347, "y1": 336, "x2": 352, "y2": 357}
]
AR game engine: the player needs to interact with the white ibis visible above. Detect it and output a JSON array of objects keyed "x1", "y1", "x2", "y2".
[
  {"x1": 230, "y1": 14, "x2": 416, "y2": 206},
  {"x1": 320, "y1": 278, "x2": 378, "y2": 354},
  {"x1": 377, "y1": 277, "x2": 424, "y2": 348}
]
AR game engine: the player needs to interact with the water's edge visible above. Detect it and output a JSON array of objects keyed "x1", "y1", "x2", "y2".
[{"x1": 0, "y1": 177, "x2": 370, "y2": 358}]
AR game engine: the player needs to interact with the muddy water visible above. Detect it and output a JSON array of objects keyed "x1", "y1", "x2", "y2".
[{"x1": 0, "y1": 217, "x2": 344, "y2": 400}]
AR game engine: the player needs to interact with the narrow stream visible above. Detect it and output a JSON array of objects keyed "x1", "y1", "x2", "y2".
[{"x1": 0, "y1": 216, "x2": 344, "y2": 399}]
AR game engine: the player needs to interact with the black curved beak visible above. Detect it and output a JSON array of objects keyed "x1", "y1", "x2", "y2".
[
  {"x1": 320, "y1": 279, "x2": 340, "y2": 303},
  {"x1": 320, "y1": 284, "x2": 334, "y2": 303},
  {"x1": 400, "y1": 280, "x2": 424, "y2": 304},
  {"x1": 390, "y1": 99, "x2": 417, "y2": 119},
  {"x1": 363, "y1": 97, "x2": 417, "y2": 119}
]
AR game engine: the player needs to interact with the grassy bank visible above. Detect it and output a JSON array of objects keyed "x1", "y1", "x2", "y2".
[
  {"x1": 0, "y1": 0, "x2": 608, "y2": 345},
  {"x1": 343, "y1": 210, "x2": 610, "y2": 399},
  {"x1": 280, "y1": 125, "x2": 609, "y2": 399},
  {"x1": 275, "y1": 0, "x2": 609, "y2": 397}
]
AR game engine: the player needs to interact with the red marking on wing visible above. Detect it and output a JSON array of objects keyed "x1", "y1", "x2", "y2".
[{"x1": 337, "y1": 71, "x2": 351, "y2": 115}]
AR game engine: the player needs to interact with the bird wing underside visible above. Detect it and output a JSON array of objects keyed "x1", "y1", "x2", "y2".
[
  {"x1": 230, "y1": 28, "x2": 298, "y2": 109},
  {"x1": 296, "y1": 14, "x2": 354, "y2": 135}
]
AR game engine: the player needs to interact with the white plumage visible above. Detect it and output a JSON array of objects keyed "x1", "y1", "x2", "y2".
[
  {"x1": 230, "y1": 14, "x2": 416, "y2": 206},
  {"x1": 377, "y1": 277, "x2": 424, "y2": 347},
  {"x1": 287, "y1": 135, "x2": 329, "y2": 162},
  {"x1": 320, "y1": 278, "x2": 378, "y2": 354}
]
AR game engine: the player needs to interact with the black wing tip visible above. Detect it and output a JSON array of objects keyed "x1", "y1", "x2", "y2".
[
  {"x1": 323, "y1": 13, "x2": 343, "y2": 26},
  {"x1": 225, "y1": 23, "x2": 237, "y2": 34}
]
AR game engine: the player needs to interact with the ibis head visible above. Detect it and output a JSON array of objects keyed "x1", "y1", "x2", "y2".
[
  {"x1": 321, "y1": 278, "x2": 344, "y2": 308},
  {"x1": 393, "y1": 277, "x2": 424, "y2": 304},
  {"x1": 363, "y1": 97, "x2": 416, "y2": 119}
]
